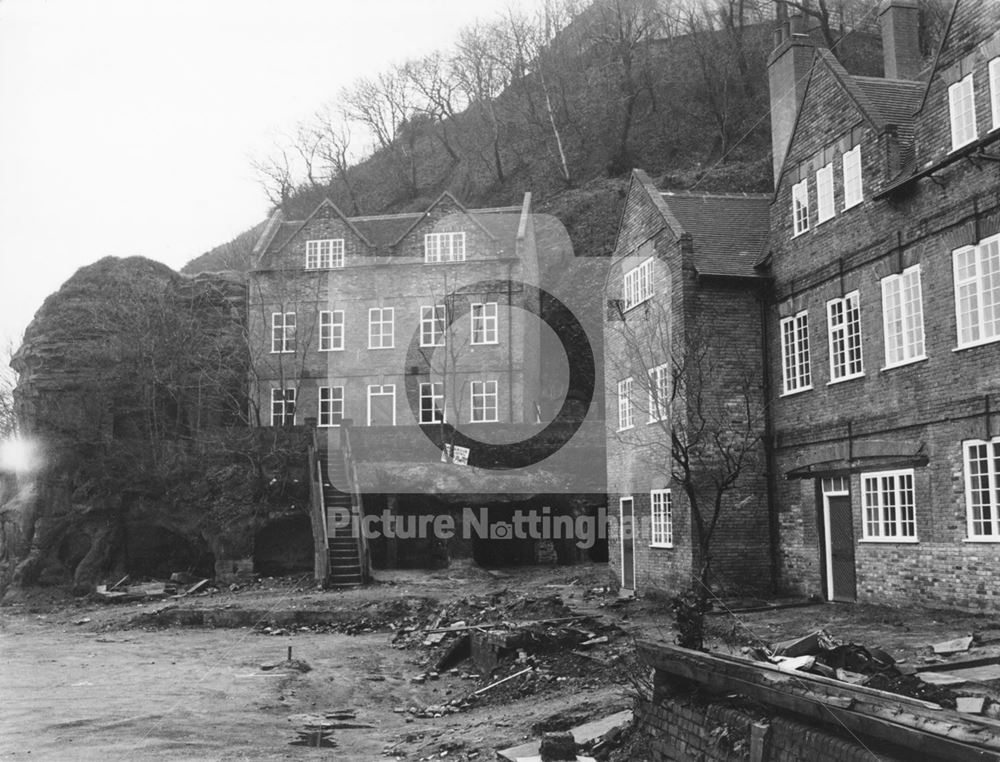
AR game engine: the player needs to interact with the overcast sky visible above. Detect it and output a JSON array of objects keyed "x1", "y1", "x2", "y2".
[{"x1": 0, "y1": 0, "x2": 525, "y2": 353}]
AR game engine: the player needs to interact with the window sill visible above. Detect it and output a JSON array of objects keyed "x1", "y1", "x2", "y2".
[
  {"x1": 623, "y1": 298, "x2": 653, "y2": 314},
  {"x1": 780, "y1": 385, "x2": 813, "y2": 398},
  {"x1": 305, "y1": 266, "x2": 345, "y2": 271},
  {"x1": 471, "y1": 418, "x2": 499, "y2": 424},
  {"x1": 471, "y1": 341, "x2": 500, "y2": 347},
  {"x1": 953, "y1": 336, "x2": 1000, "y2": 352},
  {"x1": 649, "y1": 543, "x2": 673, "y2": 549},
  {"x1": 880, "y1": 355, "x2": 928, "y2": 372},
  {"x1": 420, "y1": 343, "x2": 446, "y2": 349},
  {"x1": 950, "y1": 137, "x2": 978, "y2": 153},
  {"x1": 791, "y1": 229, "x2": 809, "y2": 239},
  {"x1": 842, "y1": 199, "x2": 862, "y2": 212},
  {"x1": 963, "y1": 537, "x2": 1000, "y2": 543},
  {"x1": 368, "y1": 345, "x2": 396, "y2": 350},
  {"x1": 816, "y1": 214, "x2": 834, "y2": 226},
  {"x1": 827, "y1": 373, "x2": 864, "y2": 386},
  {"x1": 859, "y1": 538, "x2": 919, "y2": 544},
  {"x1": 319, "y1": 348, "x2": 344, "y2": 352},
  {"x1": 617, "y1": 425, "x2": 635, "y2": 432},
  {"x1": 271, "y1": 350, "x2": 296, "y2": 354}
]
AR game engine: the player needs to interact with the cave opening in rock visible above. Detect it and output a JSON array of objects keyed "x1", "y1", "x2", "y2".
[
  {"x1": 254, "y1": 514, "x2": 313, "y2": 576},
  {"x1": 125, "y1": 523, "x2": 215, "y2": 579}
]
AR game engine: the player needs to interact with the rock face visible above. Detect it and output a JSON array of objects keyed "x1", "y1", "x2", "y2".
[{"x1": 0, "y1": 257, "x2": 310, "y2": 595}]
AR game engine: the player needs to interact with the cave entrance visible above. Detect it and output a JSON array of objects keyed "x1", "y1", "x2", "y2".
[
  {"x1": 254, "y1": 514, "x2": 313, "y2": 576},
  {"x1": 125, "y1": 523, "x2": 215, "y2": 579}
]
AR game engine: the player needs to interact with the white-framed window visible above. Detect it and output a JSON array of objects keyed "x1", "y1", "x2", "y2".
[
  {"x1": 842, "y1": 145, "x2": 863, "y2": 210},
  {"x1": 827, "y1": 291, "x2": 863, "y2": 382},
  {"x1": 949, "y1": 73, "x2": 977, "y2": 151},
  {"x1": 881, "y1": 265, "x2": 925, "y2": 368},
  {"x1": 780, "y1": 311, "x2": 811, "y2": 394},
  {"x1": 861, "y1": 469, "x2": 917, "y2": 541},
  {"x1": 425, "y1": 231, "x2": 466, "y2": 263},
  {"x1": 368, "y1": 307, "x2": 394, "y2": 349},
  {"x1": 964, "y1": 437, "x2": 1000, "y2": 540},
  {"x1": 319, "y1": 310, "x2": 344, "y2": 352},
  {"x1": 792, "y1": 178, "x2": 809, "y2": 236},
  {"x1": 270, "y1": 387, "x2": 296, "y2": 426},
  {"x1": 815, "y1": 162, "x2": 835, "y2": 224},
  {"x1": 420, "y1": 305, "x2": 446, "y2": 347},
  {"x1": 419, "y1": 382, "x2": 445, "y2": 423},
  {"x1": 953, "y1": 234, "x2": 1000, "y2": 349},
  {"x1": 305, "y1": 239, "x2": 345, "y2": 269},
  {"x1": 470, "y1": 380, "x2": 498, "y2": 422},
  {"x1": 648, "y1": 363, "x2": 669, "y2": 423},
  {"x1": 990, "y1": 58, "x2": 1000, "y2": 131},
  {"x1": 471, "y1": 302, "x2": 498, "y2": 344},
  {"x1": 617, "y1": 377, "x2": 634, "y2": 430},
  {"x1": 623, "y1": 258, "x2": 654, "y2": 310},
  {"x1": 650, "y1": 489, "x2": 673, "y2": 547},
  {"x1": 271, "y1": 312, "x2": 296, "y2": 353},
  {"x1": 366, "y1": 384, "x2": 396, "y2": 426},
  {"x1": 318, "y1": 386, "x2": 344, "y2": 427}
]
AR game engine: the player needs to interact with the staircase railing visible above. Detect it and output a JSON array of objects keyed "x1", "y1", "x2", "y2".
[
  {"x1": 339, "y1": 422, "x2": 371, "y2": 583},
  {"x1": 308, "y1": 427, "x2": 329, "y2": 585}
]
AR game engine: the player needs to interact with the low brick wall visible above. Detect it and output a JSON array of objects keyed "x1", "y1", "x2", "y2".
[{"x1": 636, "y1": 695, "x2": 910, "y2": 761}]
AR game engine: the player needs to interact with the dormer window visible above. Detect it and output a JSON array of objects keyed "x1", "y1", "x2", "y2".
[
  {"x1": 948, "y1": 73, "x2": 977, "y2": 151},
  {"x1": 425, "y1": 232, "x2": 466, "y2": 263},
  {"x1": 306, "y1": 239, "x2": 344, "y2": 269},
  {"x1": 842, "y1": 145, "x2": 863, "y2": 210},
  {"x1": 792, "y1": 179, "x2": 809, "y2": 236}
]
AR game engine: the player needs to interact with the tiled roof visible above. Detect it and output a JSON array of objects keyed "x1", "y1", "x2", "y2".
[
  {"x1": 260, "y1": 204, "x2": 524, "y2": 262},
  {"x1": 660, "y1": 192, "x2": 770, "y2": 278},
  {"x1": 853, "y1": 76, "x2": 923, "y2": 127},
  {"x1": 349, "y1": 214, "x2": 422, "y2": 248}
]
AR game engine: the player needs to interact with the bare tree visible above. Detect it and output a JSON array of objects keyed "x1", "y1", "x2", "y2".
[
  {"x1": 608, "y1": 298, "x2": 765, "y2": 647},
  {"x1": 589, "y1": 0, "x2": 665, "y2": 174},
  {"x1": 312, "y1": 104, "x2": 364, "y2": 215},
  {"x1": 453, "y1": 21, "x2": 514, "y2": 184},
  {"x1": 0, "y1": 337, "x2": 18, "y2": 439},
  {"x1": 342, "y1": 67, "x2": 422, "y2": 196},
  {"x1": 404, "y1": 52, "x2": 467, "y2": 166}
]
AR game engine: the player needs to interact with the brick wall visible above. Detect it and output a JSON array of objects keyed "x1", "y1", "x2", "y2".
[
  {"x1": 605, "y1": 173, "x2": 771, "y2": 595},
  {"x1": 767, "y1": 2, "x2": 1000, "y2": 609},
  {"x1": 636, "y1": 696, "x2": 910, "y2": 762}
]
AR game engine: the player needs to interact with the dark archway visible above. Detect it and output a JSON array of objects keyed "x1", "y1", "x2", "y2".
[
  {"x1": 124, "y1": 523, "x2": 215, "y2": 579},
  {"x1": 253, "y1": 514, "x2": 313, "y2": 576}
]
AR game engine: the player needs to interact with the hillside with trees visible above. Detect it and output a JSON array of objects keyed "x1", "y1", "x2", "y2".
[{"x1": 184, "y1": 0, "x2": 951, "y2": 275}]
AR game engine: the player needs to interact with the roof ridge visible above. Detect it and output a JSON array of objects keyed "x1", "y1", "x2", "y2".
[
  {"x1": 349, "y1": 212, "x2": 423, "y2": 222},
  {"x1": 853, "y1": 75, "x2": 922, "y2": 87},
  {"x1": 660, "y1": 190, "x2": 770, "y2": 199}
]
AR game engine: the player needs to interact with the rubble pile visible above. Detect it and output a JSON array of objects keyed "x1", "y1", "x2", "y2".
[{"x1": 761, "y1": 629, "x2": 1000, "y2": 714}]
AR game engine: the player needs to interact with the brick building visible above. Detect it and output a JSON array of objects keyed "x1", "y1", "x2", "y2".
[
  {"x1": 603, "y1": 170, "x2": 772, "y2": 594},
  {"x1": 765, "y1": 0, "x2": 1000, "y2": 608},
  {"x1": 249, "y1": 191, "x2": 541, "y2": 431}
]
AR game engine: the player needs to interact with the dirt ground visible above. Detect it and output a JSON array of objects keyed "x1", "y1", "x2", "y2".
[{"x1": 3, "y1": 561, "x2": 1000, "y2": 761}]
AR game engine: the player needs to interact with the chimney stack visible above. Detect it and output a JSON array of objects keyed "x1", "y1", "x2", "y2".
[
  {"x1": 879, "y1": 0, "x2": 920, "y2": 80},
  {"x1": 768, "y1": 3, "x2": 815, "y2": 185}
]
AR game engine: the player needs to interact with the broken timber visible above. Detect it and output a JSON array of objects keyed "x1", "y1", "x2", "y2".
[{"x1": 637, "y1": 640, "x2": 1000, "y2": 762}]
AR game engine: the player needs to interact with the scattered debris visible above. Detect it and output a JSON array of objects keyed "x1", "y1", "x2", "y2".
[
  {"x1": 498, "y1": 710, "x2": 631, "y2": 761},
  {"x1": 932, "y1": 635, "x2": 974, "y2": 655},
  {"x1": 957, "y1": 696, "x2": 986, "y2": 714}
]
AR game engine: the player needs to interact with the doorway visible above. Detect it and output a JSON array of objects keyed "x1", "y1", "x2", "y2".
[
  {"x1": 821, "y1": 477, "x2": 856, "y2": 602},
  {"x1": 620, "y1": 496, "x2": 635, "y2": 590}
]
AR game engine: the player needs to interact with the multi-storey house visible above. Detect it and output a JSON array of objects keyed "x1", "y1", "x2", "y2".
[
  {"x1": 604, "y1": 170, "x2": 772, "y2": 594},
  {"x1": 766, "y1": 0, "x2": 1000, "y2": 608},
  {"x1": 249, "y1": 191, "x2": 540, "y2": 432},
  {"x1": 248, "y1": 192, "x2": 553, "y2": 575}
]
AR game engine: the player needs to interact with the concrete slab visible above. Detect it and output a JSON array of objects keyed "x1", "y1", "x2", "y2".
[{"x1": 497, "y1": 710, "x2": 632, "y2": 761}]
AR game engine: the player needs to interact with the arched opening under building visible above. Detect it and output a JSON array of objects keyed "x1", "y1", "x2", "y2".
[
  {"x1": 254, "y1": 514, "x2": 313, "y2": 576},
  {"x1": 125, "y1": 523, "x2": 215, "y2": 579}
]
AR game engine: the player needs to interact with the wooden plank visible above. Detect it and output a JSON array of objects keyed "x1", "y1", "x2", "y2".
[
  {"x1": 637, "y1": 641, "x2": 1000, "y2": 761},
  {"x1": 918, "y1": 656, "x2": 1000, "y2": 673},
  {"x1": 639, "y1": 641, "x2": 942, "y2": 711}
]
